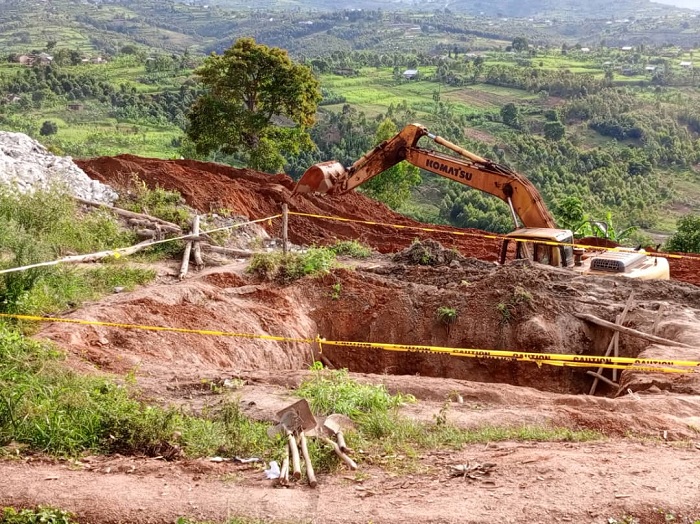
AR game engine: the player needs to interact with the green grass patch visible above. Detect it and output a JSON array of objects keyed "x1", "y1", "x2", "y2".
[
  {"x1": 118, "y1": 178, "x2": 191, "y2": 228},
  {"x1": 327, "y1": 240, "x2": 372, "y2": 259},
  {"x1": 1, "y1": 506, "x2": 76, "y2": 524},
  {"x1": 0, "y1": 326, "x2": 274, "y2": 458},
  {"x1": 247, "y1": 248, "x2": 337, "y2": 283},
  {"x1": 0, "y1": 187, "x2": 143, "y2": 315},
  {"x1": 296, "y1": 368, "x2": 602, "y2": 472},
  {"x1": 297, "y1": 368, "x2": 414, "y2": 418},
  {"x1": 15, "y1": 265, "x2": 155, "y2": 317}
]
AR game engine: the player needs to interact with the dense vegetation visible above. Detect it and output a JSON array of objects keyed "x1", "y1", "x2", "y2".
[{"x1": 1, "y1": 0, "x2": 700, "y2": 238}]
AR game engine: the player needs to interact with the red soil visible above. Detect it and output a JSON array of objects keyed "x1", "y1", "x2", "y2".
[{"x1": 76, "y1": 155, "x2": 700, "y2": 287}]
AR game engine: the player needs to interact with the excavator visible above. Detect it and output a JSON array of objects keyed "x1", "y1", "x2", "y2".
[{"x1": 294, "y1": 124, "x2": 669, "y2": 280}]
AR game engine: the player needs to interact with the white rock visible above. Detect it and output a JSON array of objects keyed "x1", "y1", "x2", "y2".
[{"x1": 0, "y1": 131, "x2": 118, "y2": 204}]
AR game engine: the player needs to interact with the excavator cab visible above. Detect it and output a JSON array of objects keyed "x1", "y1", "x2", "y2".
[{"x1": 500, "y1": 228, "x2": 575, "y2": 268}]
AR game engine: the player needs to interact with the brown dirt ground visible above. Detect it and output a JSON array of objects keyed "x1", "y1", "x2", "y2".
[
  {"x1": 3, "y1": 156, "x2": 699, "y2": 523},
  {"x1": 75, "y1": 155, "x2": 700, "y2": 287}
]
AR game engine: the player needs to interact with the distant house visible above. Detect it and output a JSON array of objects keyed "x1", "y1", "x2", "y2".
[
  {"x1": 621, "y1": 46, "x2": 633, "y2": 51},
  {"x1": 16, "y1": 53, "x2": 52, "y2": 66},
  {"x1": 621, "y1": 67, "x2": 637, "y2": 76},
  {"x1": 403, "y1": 69, "x2": 419, "y2": 80},
  {"x1": 680, "y1": 61, "x2": 693, "y2": 68},
  {"x1": 580, "y1": 47, "x2": 590, "y2": 53},
  {"x1": 67, "y1": 103, "x2": 84, "y2": 111},
  {"x1": 645, "y1": 65, "x2": 657, "y2": 72},
  {"x1": 37, "y1": 53, "x2": 53, "y2": 65}
]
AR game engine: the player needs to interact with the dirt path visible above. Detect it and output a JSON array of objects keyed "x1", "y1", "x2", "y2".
[{"x1": 2, "y1": 440, "x2": 699, "y2": 524}]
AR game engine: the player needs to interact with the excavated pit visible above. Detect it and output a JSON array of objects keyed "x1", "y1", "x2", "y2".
[
  {"x1": 308, "y1": 268, "x2": 643, "y2": 395},
  {"x1": 49, "y1": 156, "x2": 700, "y2": 397},
  {"x1": 300, "y1": 241, "x2": 700, "y2": 395}
]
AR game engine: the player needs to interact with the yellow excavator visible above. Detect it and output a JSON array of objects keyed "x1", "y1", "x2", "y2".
[{"x1": 294, "y1": 124, "x2": 669, "y2": 280}]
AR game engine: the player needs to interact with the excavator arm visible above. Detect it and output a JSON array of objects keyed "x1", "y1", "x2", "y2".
[{"x1": 294, "y1": 124, "x2": 556, "y2": 229}]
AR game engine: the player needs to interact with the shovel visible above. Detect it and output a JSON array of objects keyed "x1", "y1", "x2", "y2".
[
  {"x1": 269, "y1": 399, "x2": 317, "y2": 482},
  {"x1": 306, "y1": 417, "x2": 357, "y2": 471},
  {"x1": 323, "y1": 414, "x2": 355, "y2": 454}
]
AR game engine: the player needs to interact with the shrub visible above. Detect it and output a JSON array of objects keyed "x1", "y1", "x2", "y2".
[
  {"x1": 665, "y1": 214, "x2": 700, "y2": 253},
  {"x1": 247, "y1": 248, "x2": 336, "y2": 283}
]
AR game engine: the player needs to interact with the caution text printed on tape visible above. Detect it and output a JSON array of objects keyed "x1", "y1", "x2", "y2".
[{"x1": 3, "y1": 313, "x2": 696, "y2": 375}]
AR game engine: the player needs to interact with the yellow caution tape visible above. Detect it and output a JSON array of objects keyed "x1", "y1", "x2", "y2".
[
  {"x1": 318, "y1": 339, "x2": 698, "y2": 372},
  {"x1": 287, "y1": 211, "x2": 686, "y2": 260},
  {"x1": 0, "y1": 214, "x2": 282, "y2": 276},
  {"x1": 4, "y1": 313, "x2": 696, "y2": 374},
  {"x1": 0, "y1": 313, "x2": 313, "y2": 344}
]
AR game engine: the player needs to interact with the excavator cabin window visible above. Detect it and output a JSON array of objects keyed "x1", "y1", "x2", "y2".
[{"x1": 500, "y1": 238, "x2": 574, "y2": 268}]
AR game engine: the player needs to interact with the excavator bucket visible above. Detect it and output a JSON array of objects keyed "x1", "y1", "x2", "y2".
[{"x1": 293, "y1": 161, "x2": 346, "y2": 195}]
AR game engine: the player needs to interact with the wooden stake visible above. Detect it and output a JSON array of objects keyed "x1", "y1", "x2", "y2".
[
  {"x1": 586, "y1": 370, "x2": 618, "y2": 388},
  {"x1": 612, "y1": 314, "x2": 620, "y2": 382},
  {"x1": 652, "y1": 304, "x2": 666, "y2": 336},
  {"x1": 588, "y1": 293, "x2": 634, "y2": 395},
  {"x1": 288, "y1": 431, "x2": 301, "y2": 480},
  {"x1": 322, "y1": 437, "x2": 357, "y2": 470},
  {"x1": 192, "y1": 215, "x2": 203, "y2": 268},
  {"x1": 282, "y1": 203, "x2": 289, "y2": 255},
  {"x1": 575, "y1": 313, "x2": 693, "y2": 349},
  {"x1": 299, "y1": 433, "x2": 317, "y2": 488},
  {"x1": 75, "y1": 197, "x2": 182, "y2": 232},
  {"x1": 179, "y1": 220, "x2": 194, "y2": 280}
]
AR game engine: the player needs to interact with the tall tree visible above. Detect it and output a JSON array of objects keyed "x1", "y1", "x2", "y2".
[
  {"x1": 186, "y1": 38, "x2": 321, "y2": 172},
  {"x1": 360, "y1": 119, "x2": 421, "y2": 209}
]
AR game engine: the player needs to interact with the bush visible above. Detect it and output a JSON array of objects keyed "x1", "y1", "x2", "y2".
[
  {"x1": 665, "y1": 214, "x2": 700, "y2": 253},
  {"x1": 0, "y1": 187, "x2": 137, "y2": 313},
  {"x1": 328, "y1": 240, "x2": 372, "y2": 258},
  {"x1": 39, "y1": 121, "x2": 58, "y2": 136},
  {"x1": 247, "y1": 248, "x2": 337, "y2": 283}
]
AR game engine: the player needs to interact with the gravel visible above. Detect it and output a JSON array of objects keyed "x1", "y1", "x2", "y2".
[{"x1": 0, "y1": 131, "x2": 117, "y2": 203}]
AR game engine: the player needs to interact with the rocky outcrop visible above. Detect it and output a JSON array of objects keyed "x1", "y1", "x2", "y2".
[{"x1": 0, "y1": 131, "x2": 117, "y2": 203}]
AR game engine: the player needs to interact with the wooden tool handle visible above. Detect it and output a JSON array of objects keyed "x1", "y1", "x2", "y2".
[
  {"x1": 299, "y1": 433, "x2": 317, "y2": 488},
  {"x1": 279, "y1": 442, "x2": 290, "y2": 486},
  {"x1": 288, "y1": 431, "x2": 301, "y2": 480},
  {"x1": 322, "y1": 437, "x2": 357, "y2": 470},
  {"x1": 336, "y1": 430, "x2": 350, "y2": 453}
]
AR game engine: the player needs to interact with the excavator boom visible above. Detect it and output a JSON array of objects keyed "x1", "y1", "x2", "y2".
[{"x1": 294, "y1": 124, "x2": 555, "y2": 229}]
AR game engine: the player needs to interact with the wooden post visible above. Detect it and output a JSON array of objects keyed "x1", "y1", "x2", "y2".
[
  {"x1": 192, "y1": 215, "x2": 203, "y2": 268},
  {"x1": 282, "y1": 203, "x2": 289, "y2": 255},
  {"x1": 588, "y1": 292, "x2": 634, "y2": 396},
  {"x1": 652, "y1": 304, "x2": 666, "y2": 335},
  {"x1": 576, "y1": 313, "x2": 693, "y2": 349},
  {"x1": 179, "y1": 218, "x2": 194, "y2": 280}
]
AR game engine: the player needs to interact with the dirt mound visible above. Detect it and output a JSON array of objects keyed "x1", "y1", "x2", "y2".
[
  {"x1": 75, "y1": 155, "x2": 506, "y2": 261},
  {"x1": 76, "y1": 154, "x2": 700, "y2": 287},
  {"x1": 393, "y1": 238, "x2": 465, "y2": 266}
]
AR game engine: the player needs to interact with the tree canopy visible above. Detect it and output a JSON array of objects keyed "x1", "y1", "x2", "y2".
[
  {"x1": 666, "y1": 214, "x2": 700, "y2": 253},
  {"x1": 186, "y1": 37, "x2": 321, "y2": 172}
]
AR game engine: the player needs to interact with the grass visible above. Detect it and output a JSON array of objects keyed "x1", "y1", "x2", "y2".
[
  {"x1": 0, "y1": 186, "x2": 152, "y2": 316},
  {"x1": 296, "y1": 368, "x2": 601, "y2": 472},
  {"x1": 327, "y1": 239, "x2": 372, "y2": 258},
  {"x1": 247, "y1": 248, "x2": 337, "y2": 283},
  {"x1": 0, "y1": 325, "x2": 276, "y2": 458},
  {"x1": 118, "y1": 177, "x2": 191, "y2": 228},
  {"x1": 1, "y1": 506, "x2": 76, "y2": 524}
]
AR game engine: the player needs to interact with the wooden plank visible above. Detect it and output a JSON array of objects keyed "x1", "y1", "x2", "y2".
[
  {"x1": 192, "y1": 215, "x2": 203, "y2": 268},
  {"x1": 576, "y1": 313, "x2": 693, "y2": 350},
  {"x1": 282, "y1": 203, "x2": 289, "y2": 255},
  {"x1": 588, "y1": 293, "x2": 634, "y2": 395},
  {"x1": 586, "y1": 370, "x2": 618, "y2": 388}
]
